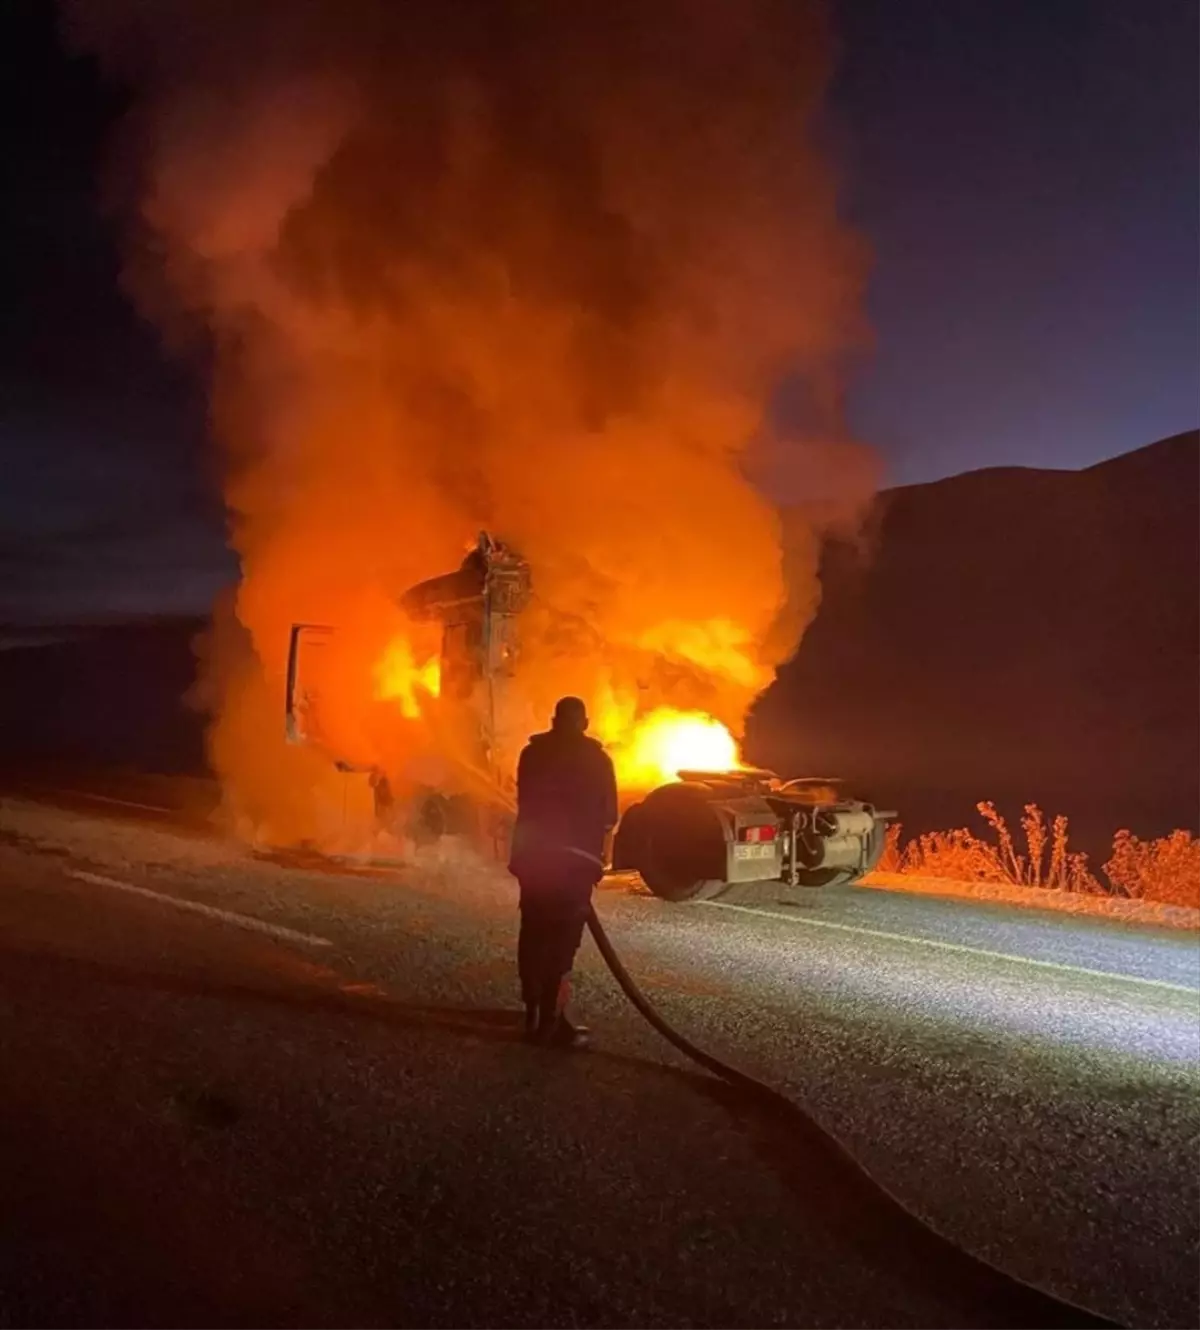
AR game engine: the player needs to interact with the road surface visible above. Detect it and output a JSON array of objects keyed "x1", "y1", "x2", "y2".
[{"x1": 0, "y1": 788, "x2": 1196, "y2": 1328}]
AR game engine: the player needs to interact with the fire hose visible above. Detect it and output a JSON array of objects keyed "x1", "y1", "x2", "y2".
[
  {"x1": 584, "y1": 905, "x2": 1118, "y2": 1329},
  {"x1": 454, "y1": 763, "x2": 1116, "y2": 1325}
]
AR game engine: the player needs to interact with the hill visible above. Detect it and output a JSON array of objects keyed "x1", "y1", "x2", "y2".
[
  {"x1": 0, "y1": 616, "x2": 208, "y2": 778},
  {"x1": 746, "y1": 431, "x2": 1200, "y2": 859}
]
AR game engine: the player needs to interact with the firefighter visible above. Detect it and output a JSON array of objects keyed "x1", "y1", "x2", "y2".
[{"x1": 508, "y1": 696, "x2": 618, "y2": 1048}]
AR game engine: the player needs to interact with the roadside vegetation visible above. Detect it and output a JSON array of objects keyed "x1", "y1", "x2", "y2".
[{"x1": 879, "y1": 803, "x2": 1200, "y2": 910}]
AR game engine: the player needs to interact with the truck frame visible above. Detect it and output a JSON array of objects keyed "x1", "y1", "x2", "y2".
[{"x1": 286, "y1": 532, "x2": 893, "y2": 898}]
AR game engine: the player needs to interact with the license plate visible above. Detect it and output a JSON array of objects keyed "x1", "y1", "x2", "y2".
[{"x1": 734, "y1": 843, "x2": 776, "y2": 860}]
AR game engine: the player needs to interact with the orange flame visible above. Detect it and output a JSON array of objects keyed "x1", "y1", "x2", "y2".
[
  {"x1": 597, "y1": 703, "x2": 741, "y2": 790},
  {"x1": 373, "y1": 636, "x2": 441, "y2": 719}
]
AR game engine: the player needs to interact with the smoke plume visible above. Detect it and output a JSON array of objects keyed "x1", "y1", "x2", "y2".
[{"x1": 66, "y1": 0, "x2": 874, "y2": 844}]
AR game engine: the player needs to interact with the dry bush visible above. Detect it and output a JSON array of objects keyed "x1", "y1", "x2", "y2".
[
  {"x1": 899, "y1": 824, "x2": 1010, "y2": 883},
  {"x1": 896, "y1": 802, "x2": 1100, "y2": 892},
  {"x1": 877, "y1": 822, "x2": 904, "y2": 872},
  {"x1": 887, "y1": 802, "x2": 1199, "y2": 906},
  {"x1": 978, "y1": 802, "x2": 1101, "y2": 892},
  {"x1": 1104, "y1": 829, "x2": 1200, "y2": 908}
]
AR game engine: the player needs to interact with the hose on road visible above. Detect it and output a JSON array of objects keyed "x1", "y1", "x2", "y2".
[
  {"x1": 588, "y1": 904, "x2": 1133, "y2": 1330},
  {"x1": 447, "y1": 762, "x2": 1116, "y2": 1325}
]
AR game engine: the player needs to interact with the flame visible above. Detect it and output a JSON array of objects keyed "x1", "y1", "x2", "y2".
[
  {"x1": 603, "y1": 705, "x2": 740, "y2": 790},
  {"x1": 373, "y1": 636, "x2": 440, "y2": 719}
]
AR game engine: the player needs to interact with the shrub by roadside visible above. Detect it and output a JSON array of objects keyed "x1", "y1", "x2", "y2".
[
  {"x1": 1103, "y1": 829, "x2": 1200, "y2": 909},
  {"x1": 879, "y1": 803, "x2": 1199, "y2": 910}
]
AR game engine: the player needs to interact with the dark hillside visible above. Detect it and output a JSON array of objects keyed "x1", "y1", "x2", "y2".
[
  {"x1": 747, "y1": 432, "x2": 1200, "y2": 858},
  {"x1": 0, "y1": 617, "x2": 208, "y2": 777}
]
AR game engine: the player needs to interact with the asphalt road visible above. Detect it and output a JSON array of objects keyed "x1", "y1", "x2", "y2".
[{"x1": 0, "y1": 790, "x2": 1196, "y2": 1328}]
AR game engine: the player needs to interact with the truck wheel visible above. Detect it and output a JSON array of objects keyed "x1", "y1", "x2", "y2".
[
  {"x1": 640, "y1": 860, "x2": 728, "y2": 902},
  {"x1": 410, "y1": 791, "x2": 450, "y2": 844},
  {"x1": 790, "y1": 866, "x2": 856, "y2": 890},
  {"x1": 612, "y1": 801, "x2": 647, "y2": 872},
  {"x1": 634, "y1": 784, "x2": 729, "y2": 902}
]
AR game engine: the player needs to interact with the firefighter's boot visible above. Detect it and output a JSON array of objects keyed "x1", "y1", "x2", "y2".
[{"x1": 537, "y1": 977, "x2": 590, "y2": 1050}]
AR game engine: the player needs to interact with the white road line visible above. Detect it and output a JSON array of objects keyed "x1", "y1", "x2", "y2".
[
  {"x1": 56, "y1": 790, "x2": 176, "y2": 814},
  {"x1": 701, "y1": 899, "x2": 1200, "y2": 997},
  {"x1": 67, "y1": 870, "x2": 334, "y2": 949}
]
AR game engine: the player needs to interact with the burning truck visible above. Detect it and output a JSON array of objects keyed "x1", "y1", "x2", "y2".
[{"x1": 286, "y1": 532, "x2": 892, "y2": 900}]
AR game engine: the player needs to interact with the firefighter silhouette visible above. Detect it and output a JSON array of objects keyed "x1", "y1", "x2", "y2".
[{"x1": 508, "y1": 696, "x2": 618, "y2": 1047}]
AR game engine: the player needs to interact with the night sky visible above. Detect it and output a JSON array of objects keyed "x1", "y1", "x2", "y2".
[{"x1": 0, "y1": 0, "x2": 1196, "y2": 623}]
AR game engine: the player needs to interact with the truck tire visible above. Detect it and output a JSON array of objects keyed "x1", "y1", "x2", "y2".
[
  {"x1": 791, "y1": 866, "x2": 857, "y2": 890},
  {"x1": 641, "y1": 862, "x2": 728, "y2": 902},
  {"x1": 631, "y1": 783, "x2": 730, "y2": 902},
  {"x1": 410, "y1": 790, "x2": 451, "y2": 844}
]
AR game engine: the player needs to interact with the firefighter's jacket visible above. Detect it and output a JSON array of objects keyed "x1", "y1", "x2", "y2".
[{"x1": 508, "y1": 726, "x2": 618, "y2": 881}]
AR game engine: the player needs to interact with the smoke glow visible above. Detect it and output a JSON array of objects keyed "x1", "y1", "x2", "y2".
[{"x1": 68, "y1": 0, "x2": 875, "y2": 844}]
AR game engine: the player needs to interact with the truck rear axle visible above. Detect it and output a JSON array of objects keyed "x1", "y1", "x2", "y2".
[{"x1": 612, "y1": 768, "x2": 893, "y2": 901}]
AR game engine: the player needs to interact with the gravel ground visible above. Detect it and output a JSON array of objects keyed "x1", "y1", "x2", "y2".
[{"x1": 1, "y1": 796, "x2": 1197, "y2": 1327}]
